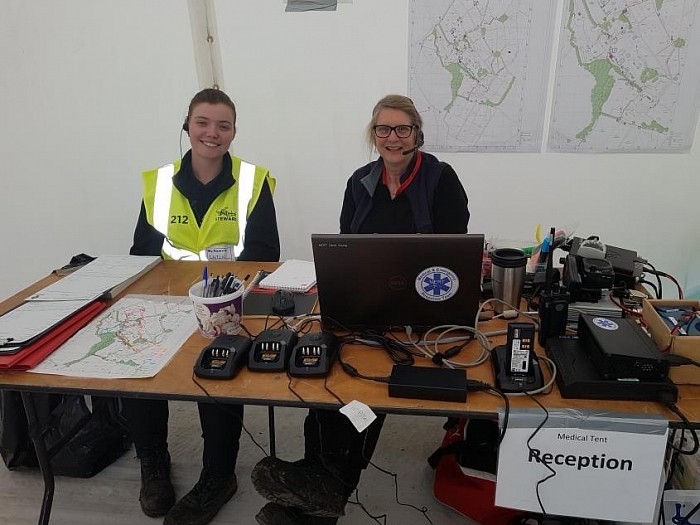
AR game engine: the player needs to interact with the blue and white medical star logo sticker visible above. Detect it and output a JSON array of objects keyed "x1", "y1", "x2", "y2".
[
  {"x1": 592, "y1": 317, "x2": 619, "y2": 331},
  {"x1": 415, "y1": 266, "x2": 459, "y2": 302}
]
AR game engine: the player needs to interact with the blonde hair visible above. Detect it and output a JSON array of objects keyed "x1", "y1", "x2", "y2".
[{"x1": 365, "y1": 94, "x2": 423, "y2": 150}]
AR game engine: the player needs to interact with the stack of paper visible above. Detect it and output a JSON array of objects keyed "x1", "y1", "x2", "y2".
[{"x1": 30, "y1": 255, "x2": 161, "y2": 301}]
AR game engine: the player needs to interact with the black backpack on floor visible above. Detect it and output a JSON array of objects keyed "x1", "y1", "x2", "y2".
[{"x1": 0, "y1": 392, "x2": 131, "y2": 478}]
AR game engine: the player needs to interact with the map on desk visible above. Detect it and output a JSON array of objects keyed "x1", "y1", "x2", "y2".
[{"x1": 29, "y1": 295, "x2": 197, "y2": 379}]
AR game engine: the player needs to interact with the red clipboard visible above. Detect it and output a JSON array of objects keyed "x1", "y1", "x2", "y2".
[{"x1": 0, "y1": 300, "x2": 108, "y2": 370}]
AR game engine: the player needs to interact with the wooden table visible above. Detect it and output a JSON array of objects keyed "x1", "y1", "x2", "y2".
[{"x1": 2, "y1": 260, "x2": 700, "y2": 524}]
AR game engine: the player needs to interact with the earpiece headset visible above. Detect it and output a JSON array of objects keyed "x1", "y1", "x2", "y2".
[
  {"x1": 402, "y1": 128, "x2": 425, "y2": 156},
  {"x1": 179, "y1": 116, "x2": 190, "y2": 159}
]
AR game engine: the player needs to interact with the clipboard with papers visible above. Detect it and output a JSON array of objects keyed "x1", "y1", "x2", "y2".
[
  {"x1": 0, "y1": 255, "x2": 160, "y2": 353},
  {"x1": 0, "y1": 300, "x2": 109, "y2": 369},
  {"x1": 0, "y1": 298, "x2": 97, "y2": 352}
]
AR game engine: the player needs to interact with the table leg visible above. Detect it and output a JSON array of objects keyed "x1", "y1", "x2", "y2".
[
  {"x1": 20, "y1": 392, "x2": 54, "y2": 525},
  {"x1": 268, "y1": 406, "x2": 276, "y2": 457}
]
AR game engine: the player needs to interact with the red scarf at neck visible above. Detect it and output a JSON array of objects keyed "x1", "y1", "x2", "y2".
[{"x1": 381, "y1": 151, "x2": 423, "y2": 197}]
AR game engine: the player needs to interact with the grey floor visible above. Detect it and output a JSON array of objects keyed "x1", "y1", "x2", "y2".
[{"x1": 0, "y1": 402, "x2": 478, "y2": 525}]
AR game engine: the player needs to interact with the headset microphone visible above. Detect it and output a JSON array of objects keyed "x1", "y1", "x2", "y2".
[{"x1": 402, "y1": 130, "x2": 424, "y2": 156}]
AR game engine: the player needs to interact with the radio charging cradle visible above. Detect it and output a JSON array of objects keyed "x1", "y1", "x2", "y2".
[
  {"x1": 248, "y1": 328, "x2": 298, "y2": 371},
  {"x1": 492, "y1": 322, "x2": 544, "y2": 393},
  {"x1": 194, "y1": 334, "x2": 252, "y2": 379},
  {"x1": 288, "y1": 331, "x2": 339, "y2": 377}
]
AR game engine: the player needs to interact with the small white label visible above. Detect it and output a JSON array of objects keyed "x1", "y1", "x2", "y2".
[
  {"x1": 339, "y1": 400, "x2": 377, "y2": 433},
  {"x1": 205, "y1": 245, "x2": 236, "y2": 261}
]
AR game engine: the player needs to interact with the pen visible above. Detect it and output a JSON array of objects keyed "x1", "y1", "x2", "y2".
[
  {"x1": 221, "y1": 273, "x2": 233, "y2": 295},
  {"x1": 202, "y1": 266, "x2": 208, "y2": 296},
  {"x1": 233, "y1": 274, "x2": 250, "y2": 292}
]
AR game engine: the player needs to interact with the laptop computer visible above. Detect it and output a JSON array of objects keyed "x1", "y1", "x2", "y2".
[{"x1": 311, "y1": 233, "x2": 485, "y2": 331}]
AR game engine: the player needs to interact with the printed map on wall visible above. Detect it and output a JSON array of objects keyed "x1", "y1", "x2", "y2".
[
  {"x1": 548, "y1": 0, "x2": 700, "y2": 152},
  {"x1": 409, "y1": 0, "x2": 556, "y2": 152}
]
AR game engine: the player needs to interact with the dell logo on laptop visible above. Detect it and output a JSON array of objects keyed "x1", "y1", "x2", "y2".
[{"x1": 387, "y1": 274, "x2": 408, "y2": 291}]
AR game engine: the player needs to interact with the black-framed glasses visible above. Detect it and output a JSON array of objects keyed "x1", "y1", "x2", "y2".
[{"x1": 373, "y1": 124, "x2": 416, "y2": 139}]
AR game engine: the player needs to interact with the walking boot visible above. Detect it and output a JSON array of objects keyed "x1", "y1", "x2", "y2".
[
  {"x1": 251, "y1": 456, "x2": 346, "y2": 518},
  {"x1": 164, "y1": 469, "x2": 237, "y2": 525},
  {"x1": 138, "y1": 447, "x2": 175, "y2": 517}
]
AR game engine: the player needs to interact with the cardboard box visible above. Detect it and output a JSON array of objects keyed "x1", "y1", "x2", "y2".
[{"x1": 643, "y1": 299, "x2": 700, "y2": 385}]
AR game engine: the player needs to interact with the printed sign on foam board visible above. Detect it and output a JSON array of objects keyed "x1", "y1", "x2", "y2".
[{"x1": 495, "y1": 408, "x2": 667, "y2": 523}]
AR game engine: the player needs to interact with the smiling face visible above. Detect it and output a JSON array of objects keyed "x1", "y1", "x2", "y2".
[
  {"x1": 187, "y1": 102, "x2": 236, "y2": 162},
  {"x1": 373, "y1": 108, "x2": 417, "y2": 170}
]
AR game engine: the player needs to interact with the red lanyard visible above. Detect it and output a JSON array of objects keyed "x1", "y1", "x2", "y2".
[{"x1": 382, "y1": 151, "x2": 423, "y2": 197}]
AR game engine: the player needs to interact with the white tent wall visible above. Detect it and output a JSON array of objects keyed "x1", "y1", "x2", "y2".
[{"x1": 1, "y1": 0, "x2": 699, "y2": 300}]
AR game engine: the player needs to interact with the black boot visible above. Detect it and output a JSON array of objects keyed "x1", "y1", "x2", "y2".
[
  {"x1": 251, "y1": 456, "x2": 348, "y2": 518},
  {"x1": 164, "y1": 469, "x2": 237, "y2": 525},
  {"x1": 138, "y1": 446, "x2": 175, "y2": 517}
]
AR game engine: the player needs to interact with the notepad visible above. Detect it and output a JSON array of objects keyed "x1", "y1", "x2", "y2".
[{"x1": 258, "y1": 260, "x2": 316, "y2": 293}]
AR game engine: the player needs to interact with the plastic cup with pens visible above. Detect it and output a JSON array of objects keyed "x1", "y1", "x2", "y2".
[{"x1": 188, "y1": 275, "x2": 244, "y2": 338}]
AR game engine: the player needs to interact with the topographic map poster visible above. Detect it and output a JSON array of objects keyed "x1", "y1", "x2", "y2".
[
  {"x1": 409, "y1": 0, "x2": 556, "y2": 152},
  {"x1": 30, "y1": 295, "x2": 197, "y2": 379},
  {"x1": 548, "y1": 0, "x2": 700, "y2": 152}
]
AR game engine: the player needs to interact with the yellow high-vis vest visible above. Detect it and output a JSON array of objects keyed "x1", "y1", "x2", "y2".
[{"x1": 142, "y1": 156, "x2": 275, "y2": 261}]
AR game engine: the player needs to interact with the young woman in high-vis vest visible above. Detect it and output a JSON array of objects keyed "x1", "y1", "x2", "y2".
[{"x1": 125, "y1": 88, "x2": 280, "y2": 525}]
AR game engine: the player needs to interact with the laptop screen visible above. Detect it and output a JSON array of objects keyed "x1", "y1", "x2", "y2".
[{"x1": 311, "y1": 233, "x2": 484, "y2": 331}]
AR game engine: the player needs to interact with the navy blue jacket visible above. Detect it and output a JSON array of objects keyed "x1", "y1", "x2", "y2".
[{"x1": 339, "y1": 152, "x2": 470, "y2": 234}]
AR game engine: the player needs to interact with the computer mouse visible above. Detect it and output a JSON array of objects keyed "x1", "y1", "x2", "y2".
[{"x1": 271, "y1": 290, "x2": 295, "y2": 316}]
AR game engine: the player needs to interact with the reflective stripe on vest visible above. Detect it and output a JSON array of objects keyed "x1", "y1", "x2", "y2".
[
  {"x1": 234, "y1": 160, "x2": 256, "y2": 258},
  {"x1": 152, "y1": 161, "x2": 257, "y2": 261},
  {"x1": 161, "y1": 239, "x2": 208, "y2": 261}
]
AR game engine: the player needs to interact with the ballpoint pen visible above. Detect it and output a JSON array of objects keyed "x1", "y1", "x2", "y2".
[
  {"x1": 202, "y1": 266, "x2": 208, "y2": 296},
  {"x1": 221, "y1": 272, "x2": 232, "y2": 295},
  {"x1": 221, "y1": 273, "x2": 234, "y2": 295},
  {"x1": 233, "y1": 274, "x2": 250, "y2": 292},
  {"x1": 208, "y1": 277, "x2": 220, "y2": 298}
]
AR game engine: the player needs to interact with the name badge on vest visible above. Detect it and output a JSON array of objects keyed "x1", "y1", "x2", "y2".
[{"x1": 205, "y1": 245, "x2": 236, "y2": 261}]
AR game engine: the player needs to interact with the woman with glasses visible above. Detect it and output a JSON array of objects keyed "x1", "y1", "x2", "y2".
[
  {"x1": 252, "y1": 94, "x2": 470, "y2": 525},
  {"x1": 340, "y1": 93, "x2": 470, "y2": 234}
]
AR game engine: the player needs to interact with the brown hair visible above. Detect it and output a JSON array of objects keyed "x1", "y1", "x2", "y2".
[
  {"x1": 365, "y1": 94, "x2": 423, "y2": 149},
  {"x1": 184, "y1": 88, "x2": 237, "y2": 131}
]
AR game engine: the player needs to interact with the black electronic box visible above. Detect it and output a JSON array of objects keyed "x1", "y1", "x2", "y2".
[
  {"x1": 577, "y1": 314, "x2": 668, "y2": 380},
  {"x1": 545, "y1": 336, "x2": 677, "y2": 403}
]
